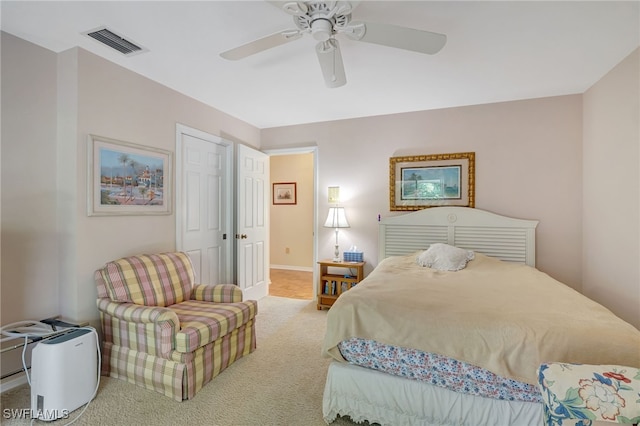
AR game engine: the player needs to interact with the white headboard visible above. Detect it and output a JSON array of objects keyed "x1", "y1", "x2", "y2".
[{"x1": 378, "y1": 207, "x2": 539, "y2": 266}]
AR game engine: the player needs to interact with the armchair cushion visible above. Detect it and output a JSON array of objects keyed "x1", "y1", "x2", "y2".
[
  {"x1": 171, "y1": 299, "x2": 258, "y2": 353},
  {"x1": 100, "y1": 252, "x2": 194, "y2": 306}
]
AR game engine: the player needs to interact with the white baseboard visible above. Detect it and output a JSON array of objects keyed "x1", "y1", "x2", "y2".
[
  {"x1": 270, "y1": 265, "x2": 313, "y2": 272},
  {"x1": 0, "y1": 371, "x2": 28, "y2": 393}
]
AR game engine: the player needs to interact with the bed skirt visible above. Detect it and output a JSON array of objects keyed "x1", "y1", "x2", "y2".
[{"x1": 322, "y1": 361, "x2": 543, "y2": 426}]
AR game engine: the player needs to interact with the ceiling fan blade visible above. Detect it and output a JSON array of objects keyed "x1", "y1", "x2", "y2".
[
  {"x1": 315, "y1": 39, "x2": 346, "y2": 88},
  {"x1": 265, "y1": 1, "x2": 307, "y2": 15},
  {"x1": 346, "y1": 21, "x2": 446, "y2": 55},
  {"x1": 220, "y1": 30, "x2": 303, "y2": 60}
]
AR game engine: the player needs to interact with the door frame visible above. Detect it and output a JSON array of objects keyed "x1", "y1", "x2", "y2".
[
  {"x1": 262, "y1": 146, "x2": 319, "y2": 298},
  {"x1": 175, "y1": 124, "x2": 234, "y2": 283}
]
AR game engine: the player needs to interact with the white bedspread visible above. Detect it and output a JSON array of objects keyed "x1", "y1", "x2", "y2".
[
  {"x1": 322, "y1": 361, "x2": 543, "y2": 426},
  {"x1": 322, "y1": 253, "x2": 640, "y2": 385}
]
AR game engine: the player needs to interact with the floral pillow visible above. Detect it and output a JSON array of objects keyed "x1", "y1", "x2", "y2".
[
  {"x1": 537, "y1": 362, "x2": 640, "y2": 425},
  {"x1": 416, "y1": 243, "x2": 475, "y2": 271}
]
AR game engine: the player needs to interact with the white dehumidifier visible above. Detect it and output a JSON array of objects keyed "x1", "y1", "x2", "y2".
[{"x1": 30, "y1": 328, "x2": 98, "y2": 421}]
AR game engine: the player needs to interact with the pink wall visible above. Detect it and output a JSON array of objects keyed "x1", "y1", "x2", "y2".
[
  {"x1": 1, "y1": 35, "x2": 261, "y2": 324},
  {"x1": 1, "y1": 33, "x2": 60, "y2": 324},
  {"x1": 583, "y1": 48, "x2": 639, "y2": 328},
  {"x1": 261, "y1": 95, "x2": 584, "y2": 290}
]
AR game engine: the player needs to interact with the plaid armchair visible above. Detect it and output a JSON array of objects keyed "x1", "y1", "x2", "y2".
[{"x1": 95, "y1": 252, "x2": 257, "y2": 401}]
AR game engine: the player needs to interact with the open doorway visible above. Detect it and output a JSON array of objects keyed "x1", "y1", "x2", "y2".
[{"x1": 266, "y1": 148, "x2": 317, "y2": 300}]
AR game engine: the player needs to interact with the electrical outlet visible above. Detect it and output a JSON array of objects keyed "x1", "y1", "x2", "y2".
[{"x1": 285, "y1": 247, "x2": 290, "y2": 254}]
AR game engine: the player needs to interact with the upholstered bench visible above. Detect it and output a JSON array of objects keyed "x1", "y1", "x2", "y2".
[
  {"x1": 95, "y1": 252, "x2": 257, "y2": 401},
  {"x1": 537, "y1": 362, "x2": 640, "y2": 425}
]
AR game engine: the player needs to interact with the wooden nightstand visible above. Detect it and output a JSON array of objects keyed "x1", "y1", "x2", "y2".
[{"x1": 317, "y1": 259, "x2": 365, "y2": 310}]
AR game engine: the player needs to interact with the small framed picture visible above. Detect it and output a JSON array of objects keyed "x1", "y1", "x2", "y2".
[{"x1": 272, "y1": 182, "x2": 297, "y2": 205}]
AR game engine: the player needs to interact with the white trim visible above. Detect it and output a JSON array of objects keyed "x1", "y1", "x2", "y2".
[
  {"x1": 0, "y1": 371, "x2": 28, "y2": 393},
  {"x1": 270, "y1": 264, "x2": 314, "y2": 272}
]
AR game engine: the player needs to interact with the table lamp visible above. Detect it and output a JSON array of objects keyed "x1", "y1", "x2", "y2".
[{"x1": 324, "y1": 206, "x2": 350, "y2": 262}]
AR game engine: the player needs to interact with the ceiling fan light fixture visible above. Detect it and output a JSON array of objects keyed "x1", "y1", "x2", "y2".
[{"x1": 311, "y1": 18, "x2": 333, "y2": 41}]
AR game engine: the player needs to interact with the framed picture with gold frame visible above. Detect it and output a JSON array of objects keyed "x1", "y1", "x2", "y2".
[{"x1": 390, "y1": 152, "x2": 475, "y2": 211}]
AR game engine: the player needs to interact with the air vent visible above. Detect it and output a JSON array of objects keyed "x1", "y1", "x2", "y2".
[{"x1": 83, "y1": 27, "x2": 147, "y2": 56}]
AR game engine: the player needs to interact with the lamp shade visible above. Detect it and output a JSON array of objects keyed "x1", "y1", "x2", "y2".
[{"x1": 324, "y1": 207, "x2": 350, "y2": 228}]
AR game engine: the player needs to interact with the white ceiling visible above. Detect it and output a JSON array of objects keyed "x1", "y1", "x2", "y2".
[{"x1": 2, "y1": 1, "x2": 639, "y2": 129}]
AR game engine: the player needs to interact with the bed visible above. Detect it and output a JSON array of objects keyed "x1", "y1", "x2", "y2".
[{"x1": 321, "y1": 207, "x2": 640, "y2": 426}]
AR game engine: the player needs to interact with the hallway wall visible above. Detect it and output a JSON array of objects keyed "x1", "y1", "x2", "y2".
[{"x1": 269, "y1": 153, "x2": 314, "y2": 270}]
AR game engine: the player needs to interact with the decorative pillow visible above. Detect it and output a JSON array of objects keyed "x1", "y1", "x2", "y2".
[
  {"x1": 537, "y1": 362, "x2": 640, "y2": 425},
  {"x1": 416, "y1": 243, "x2": 475, "y2": 271}
]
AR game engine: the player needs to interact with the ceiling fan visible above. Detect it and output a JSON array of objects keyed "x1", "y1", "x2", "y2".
[{"x1": 220, "y1": 1, "x2": 446, "y2": 88}]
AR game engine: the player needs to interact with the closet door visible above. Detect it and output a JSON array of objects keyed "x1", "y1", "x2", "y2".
[{"x1": 176, "y1": 125, "x2": 232, "y2": 284}]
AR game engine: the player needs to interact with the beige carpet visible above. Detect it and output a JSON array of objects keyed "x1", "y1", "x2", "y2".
[{"x1": 1, "y1": 296, "x2": 364, "y2": 426}]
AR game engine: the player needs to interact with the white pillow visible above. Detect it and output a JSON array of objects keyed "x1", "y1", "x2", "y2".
[{"x1": 416, "y1": 243, "x2": 475, "y2": 271}]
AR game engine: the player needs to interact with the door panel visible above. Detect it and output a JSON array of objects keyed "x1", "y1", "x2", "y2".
[
  {"x1": 176, "y1": 127, "x2": 232, "y2": 285},
  {"x1": 237, "y1": 144, "x2": 269, "y2": 300}
]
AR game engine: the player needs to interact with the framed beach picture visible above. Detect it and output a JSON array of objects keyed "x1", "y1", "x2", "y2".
[
  {"x1": 272, "y1": 182, "x2": 297, "y2": 205},
  {"x1": 87, "y1": 135, "x2": 172, "y2": 216},
  {"x1": 389, "y1": 152, "x2": 475, "y2": 211}
]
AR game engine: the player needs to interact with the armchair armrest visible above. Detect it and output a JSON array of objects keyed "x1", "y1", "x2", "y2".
[
  {"x1": 192, "y1": 284, "x2": 243, "y2": 303},
  {"x1": 97, "y1": 298, "x2": 179, "y2": 325},
  {"x1": 97, "y1": 298, "x2": 179, "y2": 357}
]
